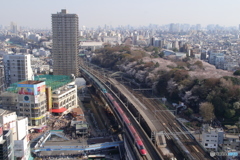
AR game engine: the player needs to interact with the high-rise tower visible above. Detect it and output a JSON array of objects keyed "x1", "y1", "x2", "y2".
[{"x1": 52, "y1": 9, "x2": 79, "y2": 76}]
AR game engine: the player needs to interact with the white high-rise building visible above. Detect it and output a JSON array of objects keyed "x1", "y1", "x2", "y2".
[
  {"x1": 3, "y1": 54, "x2": 33, "y2": 87},
  {"x1": 52, "y1": 9, "x2": 79, "y2": 76}
]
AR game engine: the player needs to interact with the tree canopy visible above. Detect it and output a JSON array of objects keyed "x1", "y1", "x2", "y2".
[
  {"x1": 199, "y1": 102, "x2": 215, "y2": 122},
  {"x1": 234, "y1": 70, "x2": 240, "y2": 76}
]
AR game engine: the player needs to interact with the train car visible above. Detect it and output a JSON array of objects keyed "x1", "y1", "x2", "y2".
[
  {"x1": 81, "y1": 67, "x2": 107, "y2": 93},
  {"x1": 106, "y1": 92, "x2": 147, "y2": 155},
  {"x1": 80, "y1": 68, "x2": 147, "y2": 155},
  {"x1": 106, "y1": 93, "x2": 114, "y2": 101},
  {"x1": 172, "y1": 135, "x2": 195, "y2": 160},
  {"x1": 175, "y1": 118, "x2": 195, "y2": 140}
]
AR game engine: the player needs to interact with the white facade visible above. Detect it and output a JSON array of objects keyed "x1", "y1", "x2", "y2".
[
  {"x1": 14, "y1": 135, "x2": 30, "y2": 160},
  {"x1": 3, "y1": 54, "x2": 33, "y2": 86},
  {"x1": 33, "y1": 48, "x2": 51, "y2": 57},
  {"x1": 201, "y1": 124, "x2": 224, "y2": 151},
  {"x1": 79, "y1": 42, "x2": 104, "y2": 51},
  {"x1": 28, "y1": 34, "x2": 41, "y2": 42},
  {"x1": 0, "y1": 109, "x2": 17, "y2": 140},
  {"x1": 16, "y1": 117, "x2": 28, "y2": 140},
  {"x1": 52, "y1": 85, "x2": 78, "y2": 111}
]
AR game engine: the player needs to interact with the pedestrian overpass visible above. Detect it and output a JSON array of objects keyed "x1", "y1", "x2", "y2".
[
  {"x1": 32, "y1": 141, "x2": 123, "y2": 153},
  {"x1": 33, "y1": 130, "x2": 70, "y2": 149}
]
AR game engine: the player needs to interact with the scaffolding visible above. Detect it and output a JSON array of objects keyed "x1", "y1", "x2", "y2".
[{"x1": 6, "y1": 75, "x2": 73, "y2": 93}]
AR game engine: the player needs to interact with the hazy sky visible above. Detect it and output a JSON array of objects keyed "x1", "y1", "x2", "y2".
[{"x1": 1, "y1": 0, "x2": 239, "y2": 29}]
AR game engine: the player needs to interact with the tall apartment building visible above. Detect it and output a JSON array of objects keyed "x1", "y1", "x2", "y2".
[
  {"x1": 10, "y1": 22, "x2": 18, "y2": 35},
  {"x1": 52, "y1": 9, "x2": 79, "y2": 77},
  {"x1": 3, "y1": 54, "x2": 33, "y2": 87},
  {"x1": 0, "y1": 65, "x2": 5, "y2": 94},
  {"x1": 169, "y1": 23, "x2": 180, "y2": 33}
]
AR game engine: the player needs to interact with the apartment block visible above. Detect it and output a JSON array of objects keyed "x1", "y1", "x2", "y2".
[
  {"x1": 3, "y1": 54, "x2": 33, "y2": 87},
  {"x1": 52, "y1": 9, "x2": 79, "y2": 76}
]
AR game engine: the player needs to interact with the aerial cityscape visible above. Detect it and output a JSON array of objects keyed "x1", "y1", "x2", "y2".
[{"x1": 1, "y1": 1, "x2": 240, "y2": 160}]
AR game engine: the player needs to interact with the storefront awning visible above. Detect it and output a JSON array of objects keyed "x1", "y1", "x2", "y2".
[{"x1": 50, "y1": 108, "x2": 67, "y2": 113}]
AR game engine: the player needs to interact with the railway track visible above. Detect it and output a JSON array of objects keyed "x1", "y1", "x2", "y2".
[
  {"x1": 132, "y1": 90, "x2": 209, "y2": 160},
  {"x1": 80, "y1": 63, "x2": 162, "y2": 160},
  {"x1": 79, "y1": 60, "x2": 211, "y2": 160}
]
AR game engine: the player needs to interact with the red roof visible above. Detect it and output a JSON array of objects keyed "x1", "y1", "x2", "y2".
[{"x1": 50, "y1": 108, "x2": 67, "y2": 113}]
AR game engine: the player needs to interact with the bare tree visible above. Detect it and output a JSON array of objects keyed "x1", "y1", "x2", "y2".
[
  {"x1": 199, "y1": 102, "x2": 215, "y2": 122},
  {"x1": 167, "y1": 78, "x2": 177, "y2": 95}
]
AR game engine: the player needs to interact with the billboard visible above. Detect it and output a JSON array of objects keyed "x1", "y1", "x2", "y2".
[
  {"x1": 18, "y1": 87, "x2": 34, "y2": 95},
  {"x1": 17, "y1": 81, "x2": 46, "y2": 95},
  {"x1": 0, "y1": 126, "x2": 2, "y2": 136},
  {"x1": 37, "y1": 84, "x2": 46, "y2": 95}
]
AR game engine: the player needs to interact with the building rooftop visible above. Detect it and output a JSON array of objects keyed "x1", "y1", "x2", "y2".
[
  {"x1": 72, "y1": 108, "x2": 84, "y2": 116},
  {"x1": 18, "y1": 80, "x2": 43, "y2": 85},
  {"x1": 225, "y1": 134, "x2": 240, "y2": 139},
  {"x1": 52, "y1": 85, "x2": 75, "y2": 97},
  {"x1": 0, "y1": 91, "x2": 17, "y2": 96},
  {"x1": 79, "y1": 42, "x2": 103, "y2": 46},
  {"x1": 0, "y1": 109, "x2": 14, "y2": 116},
  {"x1": 76, "y1": 123, "x2": 88, "y2": 129},
  {"x1": 7, "y1": 75, "x2": 73, "y2": 93},
  {"x1": 17, "y1": 116, "x2": 27, "y2": 121}
]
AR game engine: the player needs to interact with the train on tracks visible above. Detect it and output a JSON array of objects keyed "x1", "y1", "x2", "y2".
[
  {"x1": 172, "y1": 135, "x2": 195, "y2": 160},
  {"x1": 80, "y1": 67, "x2": 147, "y2": 156}
]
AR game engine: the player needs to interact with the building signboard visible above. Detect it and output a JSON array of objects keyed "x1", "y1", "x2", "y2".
[
  {"x1": 0, "y1": 126, "x2": 2, "y2": 136},
  {"x1": 18, "y1": 87, "x2": 34, "y2": 95},
  {"x1": 17, "y1": 81, "x2": 46, "y2": 95}
]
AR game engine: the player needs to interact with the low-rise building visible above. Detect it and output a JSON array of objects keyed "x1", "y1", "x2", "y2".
[
  {"x1": 201, "y1": 124, "x2": 224, "y2": 151},
  {"x1": 222, "y1": 135, "x2": 240, "y2": 151},
  {"x1": 79, "y1": 42, "x2": 104, "y2": 51},
  {"x1": 1, "y1": 75, "x2": 77, "y2": 126},
  {"x1": 71, "y1": 108, "x2": 88, "y2": 135},
  {"x1": 51, "y1": 84, "x2": 77, "y2": 115}
]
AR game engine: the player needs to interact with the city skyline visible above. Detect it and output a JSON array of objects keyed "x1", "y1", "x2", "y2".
[{"x1": 1, "y1": 0, "x2": 240, "y2": 29}]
